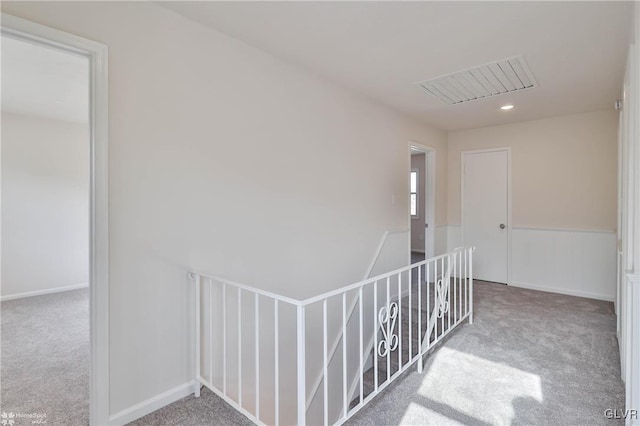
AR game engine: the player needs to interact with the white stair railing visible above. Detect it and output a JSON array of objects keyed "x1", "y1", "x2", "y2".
[
  {"x1": 189, "y1": 246, "x2": 474, "y2": 426},
  {"x1": 422, "y1": 246, "x2": 465, "y2": 353}
]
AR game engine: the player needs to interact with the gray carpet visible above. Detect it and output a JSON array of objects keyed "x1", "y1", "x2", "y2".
[
  {"x1": 1, "y1": 289, "x2": 89, "y2": 425},
  {"x1": 129, "y1": 281, "x2": 624, "y2": 425},
  {"x1": 411, "y1": 251, "x2": 426, "y2": 263},
  {"x1": 130, "y1": 387, "x2": 253, "y2": 426},
  {"x1": 347, "y1": 281, "x2": 624, "y2": 426}
]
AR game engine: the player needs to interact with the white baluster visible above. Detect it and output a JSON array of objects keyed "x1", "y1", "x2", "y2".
[
  {"x1": 408, "y1": 270, "x2": 412, "y2": 362},
  {"x1": 323, "y1": 299, "x2": 328, "y2": 426},
  {"x1": 398, "y1": 272, "x2": 402, "y2": 370},
  {"x1": 297, "y1": 305, "x2": 306, "y2": 426},
  {"x1": 195, "y1": 274, "x2": 201, "y2": 397},
  {"x1": 470, "y1": 248, "x2": 474, "y2": 324},
  {"x1": 209, "y1": 279, "x2": 213, "y2": 391},
  {"x1": 426, "y1": 262, "x2": 430, "y2": 349},
  {"x1": 386, "y1": 277, "x2": 391, "y2": 382},
  {"x1": 342, "y1": 292, "x2": 347, "y2": 419},
  {"x1": 434, "y1": 258, "x2": 438, "y2": 342},
  {"x1": 274, "y1": 299, "x2": 279, "y2": 426},
  {"x1": 238, "y1": 288, "x2": 242, "y2": 407},
  {"x1": 223, "y1": 283, "x2": 227, "y2": 396},
  {"x1": 448, "y1": 254, "x2": 451, "y2": 330},
  {"x1": 453, "y1": 253, "x2": 457, "y2": 324},
  {"x1": 374, "y1": 280, "x2": 378, "y2": 391},
  {"x1": 359, "y1": 287, "x2": 363, "y2": 405},
  {"x1": 418, "y1": 265, "x2": 422, "y2": 373},
  {"x1": 255, "y1": 293, "x2": 260, "y2": 421},
  {"x1": 440, "y1": 257, "x2": 445, "y2": 335}
]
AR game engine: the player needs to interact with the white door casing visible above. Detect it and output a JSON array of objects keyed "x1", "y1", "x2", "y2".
[
  {"x1": 408, "y1": 142, "x2": 436, "y2": 260},
  {"x1": 1, "y1": 13, "x2": 110, "y2": 425},
  {"x1": 462, "y1": 148, "x2": 511, "y2": 284}
]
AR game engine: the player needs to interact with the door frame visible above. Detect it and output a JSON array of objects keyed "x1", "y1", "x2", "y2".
[
  {"x1": 1, "y1": 13, "x2": 110, "y2": 425},
  {"x1": 461, "y1": 147, "x2": 512, "y2": 285},
  {"x1": 408, "y1": 142, "x2": 436, "y2": 259}
]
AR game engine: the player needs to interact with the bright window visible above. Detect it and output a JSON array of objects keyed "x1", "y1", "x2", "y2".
[{"x1": 410, "y1": 171, "x2": 418, "y2": 217}]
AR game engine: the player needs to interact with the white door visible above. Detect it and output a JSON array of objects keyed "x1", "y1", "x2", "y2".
[{"x1": 462, "y1": 149, "x2": 509, "y2": 283}]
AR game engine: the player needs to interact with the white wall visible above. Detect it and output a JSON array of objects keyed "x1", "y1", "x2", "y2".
[
  {"x1": 1, "y1": 112, "x2": 89, "y2": 299},
  {"x1": 0, "y1": 1, "x2": 448, "y2": 419},
  {"x1": 618, "y1": 2, "x2": 640, "y2": 421},
  {"x1": 448, "y1": 110, "x2": 618, "y2": 230},
  {"x1": 447, "y1": 110, "x2": 619, "y2": 300}
]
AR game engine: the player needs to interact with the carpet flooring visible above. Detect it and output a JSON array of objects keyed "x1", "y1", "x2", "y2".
[
  {"x1": 1, "y1": 289, "x2": 89, "y2": 425},
  {"x1": 130, "y1": 387, "x2": 254, "y2": 426},
  {"x1": 411, "y1": 251, "x2": 426, "y2": 263},
  {"x1": 131, "y1": 281, "x2": 625, "y2": 425},
  {"x1": 347, "y1": 281, "x2": 624, "y2": 425}
]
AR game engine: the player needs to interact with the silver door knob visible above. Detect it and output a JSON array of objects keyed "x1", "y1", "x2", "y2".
[{"x1": 499, "y1": 224, "x2": 506, "y2": 229}]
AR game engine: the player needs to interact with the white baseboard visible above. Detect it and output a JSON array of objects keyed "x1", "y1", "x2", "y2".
[
  {"x1": 109, "y1": 381, "x2": 198, "y2": 426},
  {"x1": 509, "y1": 281, "x2": 614, "y2": 302},
  {"x1": 1, "y1": 283, "x2": 89, "y2": 302}
]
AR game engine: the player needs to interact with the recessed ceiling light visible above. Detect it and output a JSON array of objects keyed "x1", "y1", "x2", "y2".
[{"x1": 500, "y1": 104, "x2": 514, "y2": 110}]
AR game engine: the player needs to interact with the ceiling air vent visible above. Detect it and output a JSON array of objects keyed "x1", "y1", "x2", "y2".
[{"x1": 417, "y1": 56, "x2": 537, "y2": 105}]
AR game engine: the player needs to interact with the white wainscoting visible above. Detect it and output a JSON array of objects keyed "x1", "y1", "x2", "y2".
[
  {"x1": 434, "y1": 225, "x2": 449, "y2": 256},
  {"x1": 511, "y1": 228, "x2": 616, "y2": 301},
  {"x1": 625, "y1": 273, "x2": 640, "y2": 422},
  {"x1": 446, "y1": 225, "x2": 462, "y2": 252},
  {"x1": 411, "y1": 225, "x2": 448, "y2": 257},
  {"x1": 444, "y1": 225, "x2": 616, "y2": 301}
]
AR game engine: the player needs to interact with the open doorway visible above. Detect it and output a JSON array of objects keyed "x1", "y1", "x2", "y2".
[
  {"x1": 0, "y1": 14, "x2": 109, "y2": 425},
  {"x1": 409, "y1": 143, "x2": 435, "y2": 264},
  {"x1": 1, "y1": 34, "x2": 90, "y2": 424}
]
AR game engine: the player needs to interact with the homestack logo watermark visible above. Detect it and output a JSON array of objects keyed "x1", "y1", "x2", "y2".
[
  {"x1": 0, "y1": 412, "x2": 14, "y2": 426},
  {"x1": 605, "y1": 408, "x2": 638, "y2": 420},
  {"x1": 1, "y1": 412, "x2": 47, "y2": 425}
]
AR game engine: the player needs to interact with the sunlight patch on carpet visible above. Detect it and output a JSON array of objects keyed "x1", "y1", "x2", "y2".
[
  {"x1": 418, "y1": 346, "x2": 543, "y2": 425},
  {"x1": 399, "y1": 401, "x2": 466, "y2": 426}
]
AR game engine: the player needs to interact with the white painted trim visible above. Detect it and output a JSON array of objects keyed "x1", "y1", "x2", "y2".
[
  {"x1": 617, "y1": 91, "x2": 623, "y2": 321},
  {"x1": 627, "y1": 273, "x2": 640, "y2": 425},
  {"x1": 620, "y1": 39, "x2": 637, "y2": 393},
  {"x1": 364, "y1": 229, "x2": 408, "y2": 279},
  {"x1": 1, "y1": 283, "x2": 88, "y2": 302},
  {"x1": 408, "y1": 141, "x2": 436, "y2": 259},
  {"x1": 512, "y1": 226, "x2": 615, "y2": 234},
  {"x1": 509, "y1": 281, "x2": 614, "y2": 302},
  {"x1": 1, "y1": 13, "x2": 110, "y2": 425},
  {"x1": 461, "y1": 147, "x2": 512, "y2": 285},
  {"x1": 365, "y1": 230, "x2": 390, "y2": 279},
  {"x1": 449, "y1": 224, "x2": 615, "y2": 235},
  {"x1": 108, "y1": 381, "x2": 198, "y2": 426}
]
